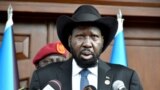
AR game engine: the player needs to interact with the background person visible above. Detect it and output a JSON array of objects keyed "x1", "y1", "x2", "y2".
[{"x1": 33, "y1": 41, "x2": 67, "y2": 69}]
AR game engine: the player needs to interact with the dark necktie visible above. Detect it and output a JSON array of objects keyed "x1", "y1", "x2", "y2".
[{"x1": 80, "y1": 69, "x2": 90, "y2": 90}]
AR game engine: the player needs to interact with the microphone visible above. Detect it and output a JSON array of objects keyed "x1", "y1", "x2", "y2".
[
  {"x1": 43, "y1": 80, "x2": 61, "y2": 90},
  {"x1": 112, "y1": 80, "x2": 127, "y2": 90},
  {"x1": 83, "y1": 85, "x2": 96, "y2": 90}
]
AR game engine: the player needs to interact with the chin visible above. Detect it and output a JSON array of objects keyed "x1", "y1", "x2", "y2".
[
  {"x1": 70, "y1": 46, "x2": 99, "y2": 68},
  {"x1": 76, "y1": 57, "x2": 98, "y2": 68}
]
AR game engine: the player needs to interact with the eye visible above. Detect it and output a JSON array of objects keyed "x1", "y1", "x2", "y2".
[
  {"x1": 91, "y1": 35, "x2": 99, "y2": 40},
  {"x1": 76, "y1": 34, "x2": 84, "y2": 39}
]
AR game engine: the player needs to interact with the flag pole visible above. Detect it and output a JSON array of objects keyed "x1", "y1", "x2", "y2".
[
  {"x1": 110, "y1": 9, "x2": 128, "y2": 66},
  {"x1": 5, "y1": 4, "x2": 13, "y2": 31},
  {"x1": 8, "y1": 4, "x2": 13, "y2": 20},
  {"x1": 115, "y1": 9, "x2": 123, "y2": 37}
]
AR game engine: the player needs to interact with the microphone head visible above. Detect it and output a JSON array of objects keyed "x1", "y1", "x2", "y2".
[
  {"x1": 49, "y1": 80, "x2": 61, "y2": 90},
  {"x1": 83, "y1": 85, "x2": 96, "y2": 90},
  {"x1": 112, "y1": 80, "x2": 126, "y2": 90},
  {"x1": 43, "y1": 80, "x2": 61, "y2": 90}
]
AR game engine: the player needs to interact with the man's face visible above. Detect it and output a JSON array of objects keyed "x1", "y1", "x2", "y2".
[
  {"x1": 38, "y1": 54, "x2": 65, "y2": 68},
  {"x1": 69, "y1": 26, "x2": 104, "y2": 68}
]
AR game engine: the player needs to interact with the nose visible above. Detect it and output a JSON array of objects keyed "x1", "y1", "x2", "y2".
[{"x1": 82, "y1": 37, "x2": 92, "y2": 48}]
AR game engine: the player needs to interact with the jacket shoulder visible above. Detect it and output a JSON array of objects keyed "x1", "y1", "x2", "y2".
[{"x1": 107, "y1": 63, "x2": 134, "y2": 72}]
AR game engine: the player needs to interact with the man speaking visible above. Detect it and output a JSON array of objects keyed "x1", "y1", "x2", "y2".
[{"x1": 30, "y1": 5, "x2": 143, "y2": 90}]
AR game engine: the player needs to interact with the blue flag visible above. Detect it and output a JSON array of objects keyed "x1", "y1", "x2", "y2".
[
  {"x1": 0, "y1": 5, "x2": 19, "y2": 90},
  {"x1": 110, "y1": 10, "x2": 128, "y2": 66}
]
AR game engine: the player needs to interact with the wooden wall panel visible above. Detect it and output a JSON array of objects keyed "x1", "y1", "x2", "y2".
[
  {"x1": 125, "y1": 27, "x2": 160, "y2": 90},
  {"x1": 6, "y1": 0, "x2": 160, "y2": 7},
  {"x1": 0, "y1": 1, "x2": 160, "y2": 17},
  {"x1": 128, "y1": 45, "x2": 160, "y2": 90},
  {"x1": 15, "y1": 35, "x2": 29, "y2": 60}
]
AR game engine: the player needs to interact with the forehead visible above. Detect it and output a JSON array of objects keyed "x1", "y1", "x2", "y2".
[{"x1": 72, "y1": 26, "x2": 102, "y2": 34}]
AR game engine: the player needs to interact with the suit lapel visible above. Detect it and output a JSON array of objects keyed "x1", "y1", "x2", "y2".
[
  {"x1": 98, "y1": 60, "x2": 113, "y2": 90},
  {"x1": 59, "y1": 59, "x2": 73, "y2": 90}
]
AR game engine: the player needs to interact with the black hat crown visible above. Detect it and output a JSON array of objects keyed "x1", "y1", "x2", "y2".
[{"x1": 72, "y1": 5, "x2": 101, "y2": 22}]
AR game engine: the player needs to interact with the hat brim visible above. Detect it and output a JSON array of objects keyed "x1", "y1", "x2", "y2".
[{"x1": 57, "y1": 15, "x2": 118, "y2": 53}]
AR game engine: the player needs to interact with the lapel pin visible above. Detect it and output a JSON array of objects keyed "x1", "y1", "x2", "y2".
[{"x1": 105, "y1": 80, "x2": 110, "y2": 85}]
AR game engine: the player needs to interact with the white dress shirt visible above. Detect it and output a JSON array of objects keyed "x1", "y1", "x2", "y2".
[{"x1": 72, "y1": 59, "x2": 98, "y2": 90}]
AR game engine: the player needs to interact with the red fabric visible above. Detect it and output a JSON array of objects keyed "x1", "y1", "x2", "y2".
[{"x1": 33, "y1": 41, "x2": 67, "y2": 64}]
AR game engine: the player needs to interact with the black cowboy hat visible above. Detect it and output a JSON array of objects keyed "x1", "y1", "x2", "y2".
[{"x1": 56, "y1": 5, "x2": 118, "y2": 53}]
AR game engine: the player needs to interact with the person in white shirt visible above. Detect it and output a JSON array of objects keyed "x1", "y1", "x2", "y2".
[{"x1": 30, "y1": 5, "x2": 143, "y2": 90}]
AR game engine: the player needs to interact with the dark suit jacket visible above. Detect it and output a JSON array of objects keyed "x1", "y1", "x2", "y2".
[{"x1": 30, "y1": 58, "x2": 143, "y2": 90}]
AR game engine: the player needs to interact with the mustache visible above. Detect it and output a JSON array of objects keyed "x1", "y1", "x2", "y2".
[
  {"x1": 81, "y1": 48, "x2": 91, "y2": 52},
  {"x1": 80, "y1": 48, "x2": 94, "y2": 54}
]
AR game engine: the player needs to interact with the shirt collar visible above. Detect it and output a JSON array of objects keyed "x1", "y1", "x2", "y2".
[{"x1": 72, "y1": 59, "x2": 98, "y2": 76}]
